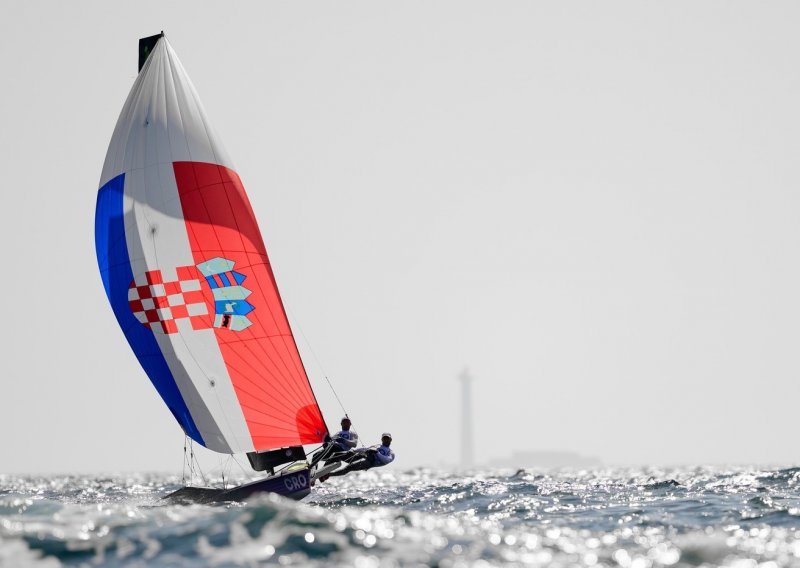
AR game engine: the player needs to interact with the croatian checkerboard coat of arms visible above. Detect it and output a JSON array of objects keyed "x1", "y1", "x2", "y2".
[{"x1": 128, "y1": 257, "x2": 255, "y2": 334}]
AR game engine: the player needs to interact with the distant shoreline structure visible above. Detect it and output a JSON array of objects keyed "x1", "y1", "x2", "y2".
[
  {"x1": 491, "y1": 450, "x2": 602, "y2": 469},
  {"x1": 458, "y1": 368, "x2": 474, "y2": 468}
]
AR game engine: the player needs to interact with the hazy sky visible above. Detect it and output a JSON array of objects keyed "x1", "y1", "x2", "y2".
[{"x1": 2, "y1": 1, "x2": 799, "y2": 474}]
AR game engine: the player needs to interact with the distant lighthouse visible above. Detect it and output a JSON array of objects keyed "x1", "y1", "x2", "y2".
[{"x1": 458, "y1": 368, "x2": 474, "y2": 468}]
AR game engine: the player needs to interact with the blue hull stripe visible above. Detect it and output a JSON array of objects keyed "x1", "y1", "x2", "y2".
[{"x1": 94, "y1": 174, "x2": 205, "y2": 445}]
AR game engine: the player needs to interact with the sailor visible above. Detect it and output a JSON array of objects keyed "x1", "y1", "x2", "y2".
[
  {"x1": 328, "y1": 433, "x2": 395, "y2": 478},
  {"x1": 331, "y1": 416, "x2": 359, "y2": 452},
  {"x1": 310, "y1": 417, "x2": 359, "y2": 467}
]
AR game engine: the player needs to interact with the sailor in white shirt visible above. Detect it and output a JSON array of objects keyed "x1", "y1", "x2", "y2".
[
  {"x1": 310, "y1": 417, "x2": 359, "y2": 467},
  {"x1": 371, "y1": 434, "x2": 396, "y2": 466},
  {"x1": 327, "y1": 433, "x2": 395, "y2": 478},
  {"x1": 332, "y1": 416, "x2": 359, "y2": 452}
]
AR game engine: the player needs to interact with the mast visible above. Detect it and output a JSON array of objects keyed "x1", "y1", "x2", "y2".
[{"x1": 138, "y1": 32, "x2": 163, "y2": 71}]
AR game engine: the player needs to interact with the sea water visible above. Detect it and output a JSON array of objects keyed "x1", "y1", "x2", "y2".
[{"x1": 2, "y1": 466, "x2": 800, "y2": 566}]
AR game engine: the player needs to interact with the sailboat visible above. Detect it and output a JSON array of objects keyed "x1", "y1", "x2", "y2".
[{"x1": 95, "y1": 33, "x2": 331, "y2": 502}]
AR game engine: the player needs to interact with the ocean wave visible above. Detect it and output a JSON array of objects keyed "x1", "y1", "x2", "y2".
[{"x1": 2, "y1": 467, "x2": 800, "y2": 566}]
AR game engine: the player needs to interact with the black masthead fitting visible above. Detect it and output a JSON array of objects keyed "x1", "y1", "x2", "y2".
[{"x1": 138, "y1": 32, "x2": 164, "y2": 72}]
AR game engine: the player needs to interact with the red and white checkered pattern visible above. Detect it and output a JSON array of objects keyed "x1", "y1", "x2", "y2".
[{"x1": 128, "y1": 266, "x2": 210, "y2": 334}]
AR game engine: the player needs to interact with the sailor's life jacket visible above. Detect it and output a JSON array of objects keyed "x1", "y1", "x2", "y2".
[
  {"x1": 332, "y1": 429, "x2": 358, "y2": 451},
  {"x1": 371, "y1": 444, "x2": 395, "y2": 466}
]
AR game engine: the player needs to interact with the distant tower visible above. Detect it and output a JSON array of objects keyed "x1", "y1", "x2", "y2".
[{"x1": 458, "y1": 368, "x2": 474, "y2": 468}]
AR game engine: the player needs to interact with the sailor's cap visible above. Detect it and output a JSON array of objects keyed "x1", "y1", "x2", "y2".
[{"x1": 381, "y1": 432, "x2": 392, "y2": 439}]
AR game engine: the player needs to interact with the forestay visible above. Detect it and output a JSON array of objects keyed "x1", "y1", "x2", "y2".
[{"x1": 95, "y1": 35, "x2": 327, "y2": 454}]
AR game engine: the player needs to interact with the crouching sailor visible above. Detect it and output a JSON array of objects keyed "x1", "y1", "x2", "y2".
[{"x1": 328, "y1": 433, "x2": 395, "y2": 477}]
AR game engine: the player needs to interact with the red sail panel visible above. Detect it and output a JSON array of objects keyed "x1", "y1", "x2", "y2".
[{"x1": 173, "y1": 161, "x2": 327, "y2": 451}]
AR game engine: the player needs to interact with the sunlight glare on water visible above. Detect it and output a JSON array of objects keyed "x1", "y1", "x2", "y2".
[{"x1": 1, "y1": 467, "x2": 800, "y2": 566}]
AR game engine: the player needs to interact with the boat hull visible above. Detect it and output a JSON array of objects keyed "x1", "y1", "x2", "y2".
[{"x1": 164, "y1": 466, "x2": 312, "y2": 503}]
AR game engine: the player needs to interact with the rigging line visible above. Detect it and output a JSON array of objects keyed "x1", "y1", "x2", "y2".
[
  {"x1": 219, "y1": 455, "x2": 229, "y2": 490},
  {"x1": 303, "y1": 443, "x2": 324, "y2": 467},
  {"x1": 198, "y1": 454, "x2": 231, "y2": 487},
  {"x1": 230, "y1": 454, "x2": 250, "y2": 478},
  {"x1": 325, "y1": 371, "x2": 350, "y2": 419},
  {"x1": 189, "y1": 439, "x2": 195, "y2": 486},
  {"x1": 284, "y1": 305, "x2": 350, "y2": 418},
  {"x1": 224, "y1": 455, "x2": 234, "y2": 488},
  {"x1": 191, "y1": 444, "x2": 208, "y2": 486},
  {"x1": 268, "y1": 444, "x2": 322, "y2": 478},
  {"x1": 272, "y1": 442, "x2": 327, "y2": 476},
  {"x1": 182, "y1": 435, "x2": 188, "y2": 485}
]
